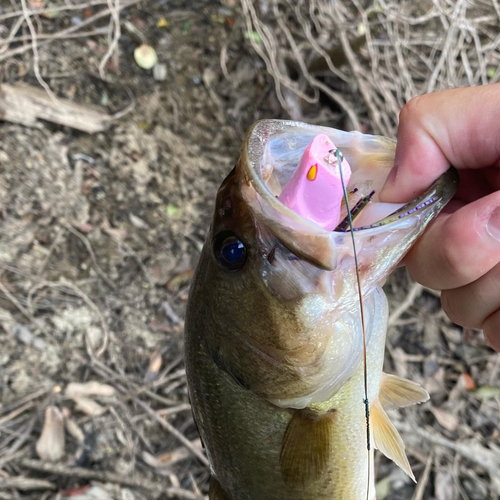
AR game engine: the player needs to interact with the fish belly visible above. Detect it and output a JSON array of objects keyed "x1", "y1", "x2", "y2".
[{"x1": 186, "y1": 287, "x2": 388, "y2": 500}]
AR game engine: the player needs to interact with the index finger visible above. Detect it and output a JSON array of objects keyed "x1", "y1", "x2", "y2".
[{"x1": 380, "y1": 84, "x2": 500, "y2": 203}]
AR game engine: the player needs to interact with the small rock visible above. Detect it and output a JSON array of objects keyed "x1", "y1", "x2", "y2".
[
  {"x1": 129, "y1": 213, "x2": 149, "y2": 229},
  {"x1": 86, "y1": 326, "x2": 103, "y2": 350},
  {"x1": 161, "y1": 301, "x2": 180, "y2": 324},
  {"x1": 153, "y1": 63, "x2": 167, "y2": 81}
]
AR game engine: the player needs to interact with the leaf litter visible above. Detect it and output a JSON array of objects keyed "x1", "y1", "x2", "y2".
[{"x1": 0, "y1": 0, "x2": 499, "y2": 499}]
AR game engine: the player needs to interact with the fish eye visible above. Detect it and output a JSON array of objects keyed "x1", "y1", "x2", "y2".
[{"x1": 213, "y1": 231, "x2": 247, "y2": 271}]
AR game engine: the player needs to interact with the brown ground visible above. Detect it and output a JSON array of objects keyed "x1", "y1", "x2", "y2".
[{"x1": 0, "y1": 1, "x2": 499, "y2": 500}]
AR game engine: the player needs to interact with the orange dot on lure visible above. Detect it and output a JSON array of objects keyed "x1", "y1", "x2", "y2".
[{"x1": 307, "y1": 164, "x2": 318, "y2": 181}]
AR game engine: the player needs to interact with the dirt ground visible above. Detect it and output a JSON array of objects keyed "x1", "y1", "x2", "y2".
[{"x1": 0, "y1": 1, "x2": 499, "y2": 499}]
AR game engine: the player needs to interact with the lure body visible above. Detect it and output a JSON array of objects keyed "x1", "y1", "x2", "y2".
[{"x1": 185, "y1": 120, "x2": 458, "y2": 500}]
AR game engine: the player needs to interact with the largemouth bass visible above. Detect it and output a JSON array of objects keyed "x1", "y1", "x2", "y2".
[{"x1": 185, "y1": 120, "x2": 458, "y2": 500}]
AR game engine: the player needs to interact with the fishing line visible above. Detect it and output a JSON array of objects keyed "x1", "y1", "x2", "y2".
[{"x1": 332, "y1": 148, "x2": 371, "y2": 500}]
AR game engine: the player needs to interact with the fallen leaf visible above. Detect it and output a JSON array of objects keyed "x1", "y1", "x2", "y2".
[
  {"x1": 144, "y1": 348, "x2": 162, "y2": 382},
  {"x1": 72, "y1": 396, "x2": 106, "y2": 417},
  {"x1": 461, "y1": 373, "x2": 476, "y2": 391},
  {"x1": 164, "y1": 203, "x2": 182, "y2": 218},
  {"x1": 471, "y1": 386, "x2": 500, "y2": 400},
  {"x1": 65, "y1": 417, "x2": 85, "y2": 444},
  {"x1": 157, "y1": 17, "x2": 168, "y2": 27},
  {"x1": 375, "y1": 476, "x2": 391, "y2": 500},
  {"x1": 166, "y1": 269, "x2": 194, "y2": 292},
  {"x1": 429, "y1": 406, "x2": 459, "y2": 432},
  {"x1": 245, "y1": 31, "x2": 262, "y2": 43},
  {"x1": 129, "y1": 213, "x2": 149, "y2": 229},
  {"x1": 435, "y1": 470, "x2": 456, "y2": 500},
  {"x1": 66, "y1": 381, "x2": 116, "y2": 398},
  {"x1": 36, "y1": 406, "x2": 65, "y2": 462}
]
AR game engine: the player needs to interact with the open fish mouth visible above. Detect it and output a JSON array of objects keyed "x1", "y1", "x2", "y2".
[{"x1": 239, "y1": 119, "x2": 458, "y2": 275}]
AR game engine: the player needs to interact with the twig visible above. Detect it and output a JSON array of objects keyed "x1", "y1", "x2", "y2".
[
  {"x1": 17, "y1": 459, "x2": 204, "y2": 499},
  {"x1": 0, "y1": 280, "x2": 33, "y2": 322},
  {"x1": 99, "y1": 0, "x2": 121, "y2": 79},
  {"x1": 0, "y1": 402, "x2": 36, "y2": 427},
  {"x1": 19, "y1": 0, "x2": 58, "y2": 105},
  {"x1": 0, "y1": 388, "x2": 50, "y2": 416},
  {"x1": 0, "y1": 0, "x2": 141, "y2": 64},
  {"x1": 388, "y1": 283, "x2": 424, "y2": 326},
  {"x1": 0, "y1": 477, "x2": 55, "y2": 491},
  {"x1": 0, "y1": 1, "x2": 109, "y2": 21},
  {"x1": 411, "y1": 451, "x2": 434, "y2": 500},
  {"x1": 0, "y1": 28, "x2": 109, "y2": 47},
  {"x1": 133, "y1": 398, "x2": 208, "y2": 466},
  {"x1": 27, "y1": 278, "x2": 110, "y2": 357},
  {"x1": 62, "y1": 223, "x2": 115, "y2": 289}
]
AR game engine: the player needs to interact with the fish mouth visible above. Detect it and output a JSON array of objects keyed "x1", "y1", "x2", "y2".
[
  {"x1": 240, "y1": 119, "x2": 458, "y2": 273},
  {"x1": 334, "y1": 167, "x2": 459, "y2": 232}
]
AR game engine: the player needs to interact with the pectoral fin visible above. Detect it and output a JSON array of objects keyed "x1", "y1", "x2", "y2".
[
  {"x1": 379, "y1": 373, "x2": 429, "y2": 411},
  {"x1": 371, "y1": 402, "x2": 415, "y2": 482},
  {"x1": 209, "y1": 477, "x2": 232, "y2": 500},
  {"x1": 280, "y1": 409, "x2": 335, "y2": 486}
]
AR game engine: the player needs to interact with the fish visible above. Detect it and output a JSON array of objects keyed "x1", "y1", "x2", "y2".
[{"x1": 185, "y1": 120, "x2": 458, "y2": 500}]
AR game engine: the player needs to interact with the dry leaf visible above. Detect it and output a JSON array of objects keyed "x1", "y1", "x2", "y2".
[
  {"x1": 72, "y1": 396, "x2": 106, "y2": 416},
  {"x1": 65, "y1": 417, "x2": 85, "y2": 443},
  {"x1": 144, "y1": 348, "x2": 162, "y2": 382},
  {"x1": 66, "y1": 381, "x2": 115, "y2": 398},
  {"x1": 435, "y1": 470, "x2": 456, "y2": 500},
  {"x1": 461, "y1": 373, "x2": 476, "y2": 391},
  {"x1": 36, "y1": 406, "x2": 65, "y2": 462},
  {"x1": 429, "y1": 406, "x2": 459, "y2": 432},
  {"x1": 166, "y1": 269, "x2": 194, "y2": 292}
]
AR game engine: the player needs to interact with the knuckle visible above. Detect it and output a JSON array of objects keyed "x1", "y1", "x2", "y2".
[
  {"x1": 440, "y1": 291, "x2": 462, "y2": 326},
  {"x1": 399, "y1": 96, "x2": 426, "y2": 124},
  {"x1": 439, "y1": 222, "x2": 467, "y2": 281},
  {"x1": 483, "y1": 310, "x2": 500, "y2": 351}
]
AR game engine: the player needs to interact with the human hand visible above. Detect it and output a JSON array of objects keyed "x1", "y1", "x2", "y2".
[{"x1": 380, "y1": 84, "x2": 500, "y2": 351}]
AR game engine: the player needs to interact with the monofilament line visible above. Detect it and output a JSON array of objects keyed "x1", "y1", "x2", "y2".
[{"x1": 332, "y1": 148, "x2": 371, "y2": 500}]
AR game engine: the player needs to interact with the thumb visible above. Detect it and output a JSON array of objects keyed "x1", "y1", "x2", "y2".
[{"x1": 380, "y1": 85, "x2": 500, "y2": 203}]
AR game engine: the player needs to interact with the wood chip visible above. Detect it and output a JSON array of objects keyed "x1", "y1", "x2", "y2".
[
  {"x1": 66, "y1": 381, "x2": 116, "y2": 398},
  {"x1": 0, "y1": 84, "x2": 111, "y2": 133}
]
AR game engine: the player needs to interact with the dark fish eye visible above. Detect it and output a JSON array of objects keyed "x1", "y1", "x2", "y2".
[{"x1": 213, "y1": 231, "x2": 247, "y2": 271}]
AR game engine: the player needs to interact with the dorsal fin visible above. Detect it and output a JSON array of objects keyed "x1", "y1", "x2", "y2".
[
  {"x1": 280, "y1": 408, "x2": 335, "y2": 487},
  {"x1": 379, "y1": 373, "x2": 429, "y2": 411},
  {"x1": 371, "y1": 402, "x2": 416, "y2": 482}
]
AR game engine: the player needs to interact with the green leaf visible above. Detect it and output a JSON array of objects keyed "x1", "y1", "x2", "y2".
[
  {"x1": 471, "y1": 386, "x2": 500, "y2": 400},
  {"x1": 164, "y1": 204, "x2": 182, "y2": 218},
  {"x1": 245, "y1": 31, "x2": 262, "y2": 44}
]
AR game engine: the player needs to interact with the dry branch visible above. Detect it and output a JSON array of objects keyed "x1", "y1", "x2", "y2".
[
  {"x1": 241, "y1": 0, "x2": 500, "y2": 134},
  {"x1": 0, "y1": 84, "x2": 110, "y2": 133},
  {"x1": 17, "y1": 459, "x2": 204, "y2": 499},
  {"x1": 0, "y1": 477, "x2": 56, "y2": 491}
]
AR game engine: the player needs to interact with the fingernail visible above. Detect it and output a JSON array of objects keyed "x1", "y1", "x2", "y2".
[{"x1": 486, "y1": 207, "x2": 500, "y2": 242}]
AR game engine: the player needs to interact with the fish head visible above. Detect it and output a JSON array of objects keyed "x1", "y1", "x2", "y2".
[{"x1": 186, "y1": 120, "x2": 458, "y2": 407}]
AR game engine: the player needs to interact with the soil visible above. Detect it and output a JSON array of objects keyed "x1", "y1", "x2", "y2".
[{"x1": 0, "y1": 1, "x2": 499, "y2": 500}]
